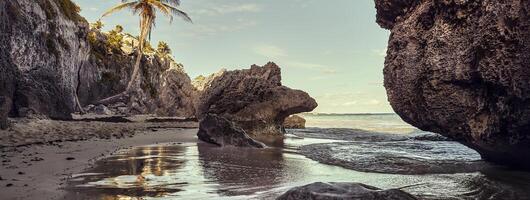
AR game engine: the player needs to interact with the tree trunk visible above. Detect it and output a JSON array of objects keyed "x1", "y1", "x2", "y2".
[
  {"x1": 0, "y1": 96, "x2": 10, "y2": 130},
  {"x1": 96, "y1": 15, "x2": 152, "y2": 106},
  {"x1": 127, "y1": 48, "x2": 143, "y2": 91}
]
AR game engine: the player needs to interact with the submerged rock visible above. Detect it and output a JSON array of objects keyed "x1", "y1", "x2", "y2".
[
  {"x1": 283, "y1": 115, "x2": 306, "y2": 129},
  {"x1": 300, "y1": 141, "x2": 486, "y2": 174},
  {"x1": 86, "y1": 104, "x2": 113, "y2": 115},
  {"x1": 376, "y1": 0, "x2": 530, "y2": 168},
  {"x1": 277, "y1": 182, "x2": 418, "y2": 200},
  {"x1": 197, "y1": 114, "x2": 266, "y2": 148},
  {"x1": 197, "y1": 62, "x2": 317, "y2": 142}
]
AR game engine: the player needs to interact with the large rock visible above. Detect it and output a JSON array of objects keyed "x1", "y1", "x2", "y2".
[
  {"x1": 277, "y1": 182, "x2": 418, "y2": 200},
  {"x1": 196, "y1": 62, "x2": 318, "y2": 142},
  {"x1": 375, "y1": 0, "x2": 530, "y2": 168},
  {"x1": 0, "y1": 0, "x2": 90, "y2": 119},
  {"x1": 197, "y1": 114, "x2": 266, "y2": 148},
  {"x1": 283, "y1": 115, "x2": 306, "y2": 129}
]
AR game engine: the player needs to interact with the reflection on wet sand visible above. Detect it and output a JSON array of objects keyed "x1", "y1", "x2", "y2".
[
  {"x1": 65, "y1": 137, "x2": 530, "y2": 200},
  {"x1": 66, "y1": 145, "x2": 188, "y2": 199}
]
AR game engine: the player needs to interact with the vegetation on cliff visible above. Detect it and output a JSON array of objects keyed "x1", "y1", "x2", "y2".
[{"x1": 98, "y1": 0, "x2": 192, "y2": 105}]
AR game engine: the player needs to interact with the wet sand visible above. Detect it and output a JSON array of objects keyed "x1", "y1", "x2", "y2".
[
  {"x1": 62, "y1": 131, "x2": 530, "y2": 200},
  {"x1": 0, "y1": 118, "x2": 198, "y2": 200},
  {"x1": 3, "y1": 123, "x2": 530, "y2": 200}
]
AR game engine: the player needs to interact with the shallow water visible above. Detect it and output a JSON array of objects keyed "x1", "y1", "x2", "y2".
[{"x1": 65, "y1": 132, "x2": 530, "y2": 200}]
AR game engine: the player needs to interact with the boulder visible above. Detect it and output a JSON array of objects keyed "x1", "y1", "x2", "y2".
[
  {"x1": 375, "y1": 0, "x2": 530, "y2": 168},
  {"x1": 276, "y1": 182, "x2": 418, "y2": 200},
  {"x1": 197, "y1": 114, "x2": 266, "y2": 148},
  {"x1": 197, "y1": 62, "x2": 318, "y2": 142},
  {"x1": 283, "y1": 115, "x2": 306, "y2": 129},
  {"x1": 87, "y1": 104, "x2": 113, "y2": 115}
]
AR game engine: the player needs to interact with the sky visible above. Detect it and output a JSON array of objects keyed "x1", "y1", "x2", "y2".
[{"x1": 72, "y1": 0, "x2": 393, "y2": 114}]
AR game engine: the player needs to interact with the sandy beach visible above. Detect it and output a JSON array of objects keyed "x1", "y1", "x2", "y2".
[{"x1": 0, "y1": 118, "x2": 198, "y2": 200}]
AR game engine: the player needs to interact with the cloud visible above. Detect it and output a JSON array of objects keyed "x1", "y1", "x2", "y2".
[
  {"x1": 254, "y1": 45, "x2": 287, "y2": 58},
  {"x1": 193, "y1": 3, "x2": 262, "y2": 16}
]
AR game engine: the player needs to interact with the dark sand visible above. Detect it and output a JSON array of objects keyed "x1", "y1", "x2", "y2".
[{"x1": 0, "y1": 118, "x2": 198, "y2": 200}]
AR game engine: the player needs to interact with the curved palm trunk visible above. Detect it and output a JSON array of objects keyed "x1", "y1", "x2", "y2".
[
  {"x1": 126, "y1": 49, "x2": 144, "y2": 90},
  {"x1": 97, "y1": 15, "x2": 153, "y2": 105},
  {"x1": 127, "y1": 13, "x2": 152, "y2": 91}
]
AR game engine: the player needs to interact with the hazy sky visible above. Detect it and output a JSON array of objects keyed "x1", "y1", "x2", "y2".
[{"x1": 73, "y1": 0, "x2": 392, "y2": 114}]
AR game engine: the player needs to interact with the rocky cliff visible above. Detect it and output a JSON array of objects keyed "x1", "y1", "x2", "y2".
[
  {"x1": 196, "y1": 62, "x2": 317, "y2": 145},
  {"x1": 1, "y1": 0, "x2": 90, "y2": 119},
  {"x1": 0, "y1": 0, "x2": 197, "y2": 123},
  {"x1": 79, "y1": 29, "x2": 197, "y2": 117},
  {"x1": 376, "y1": 0, "x2": 530, "y2": 168}
]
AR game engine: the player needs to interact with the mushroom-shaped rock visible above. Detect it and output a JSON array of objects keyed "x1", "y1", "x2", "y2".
[{"x1": 197, "y1": 62, "x2": 317, "y2": 144}]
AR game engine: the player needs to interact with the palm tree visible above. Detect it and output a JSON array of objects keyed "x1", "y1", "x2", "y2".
[
  {"x1": 98, "y1": 0, "x2": 191, "y2": 104},
  {"x1": 157, "y1": 41, "x2": 172, "y2": 57}
]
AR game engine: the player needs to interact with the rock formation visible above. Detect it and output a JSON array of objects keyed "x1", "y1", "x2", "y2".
[
  {"x1": 0, "y1": 0, "x2": 197, "y2": 119},
  {"x1": 276, "y1": 182, "x2": 418, "y2": 200},
  {"x1": 79, "y1": 30, "x2": 197, "y2": 117},
  {"x1": 0, "y1": 0, "x2": 90, "y2": 119},
  {"x1": 283, "y1": 115, "x2": 307, "y2": 129},
  {"x1": 197, "y1": 114, "x2": 266, "y2": 148},
  {"x1": 375, "y1": 0, "x2": 530, "y2": 168},
  {"x1": 196, "y1": 62, "x2": 318, "y2": 144},
  {"x1": 192, "y1": 69, "x2": 226, "y2": 92}
]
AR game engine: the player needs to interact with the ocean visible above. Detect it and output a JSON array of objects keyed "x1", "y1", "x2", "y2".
[{"x1": 302, "y1": 113, "x2": 417, "y2": 134}]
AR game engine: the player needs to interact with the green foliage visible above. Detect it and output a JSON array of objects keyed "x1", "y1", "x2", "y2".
[
  {"x1": 143, "y1": 41, "x2": 155, "y2": 54},
  {"x1": 90, "y1": 20, "x2": 104, "y2": 30},
  {"x1": 38, "y1": 0, "x2": 85, "y2": 23},
  {"x1": 157, "y1": 41, "x2": 172, "y2": 57},
  {"x1": 107, "y1": 29, "x2": 124, "y2": 52},
  {"x1": 55, "y1": 0, "x2": 85, "y2": 23},
  {"x1": 114, "y1": 25, "x2": 124, "y2": 33}
]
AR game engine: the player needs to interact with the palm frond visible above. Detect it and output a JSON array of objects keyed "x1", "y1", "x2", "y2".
[
  {"x1": 150, "y1": 1, "x2": 174, "y2": 23},
  {"x1": 160, "y1": 0, "x2": 181, "y2": 7},
  {"x1": 162, "y1": 3, "x2": 192, "y2": 23},
  {"x1": 102, "y1": 1, "x2": 138, "y2": 17}
]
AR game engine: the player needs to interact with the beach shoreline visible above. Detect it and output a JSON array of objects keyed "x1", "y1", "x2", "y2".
[{"x1": 0, "y1": 118, "x2": 199, "y2": 200}]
